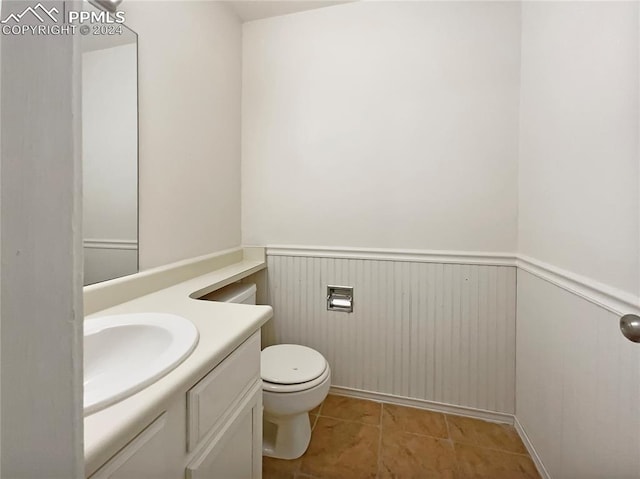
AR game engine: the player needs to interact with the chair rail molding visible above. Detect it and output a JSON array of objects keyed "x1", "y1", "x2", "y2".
[
  {"x1": 264, "y1": 246, "x2": 640, "y2": 316},
  {"x1": 266, "y1": 245, "x2": 516, "y2": 266},
  {"x1": 84, "y1": 238, "x2": 138, "y2": 250},
  {"x1": 516, "y1": 255, "x2": 640, "y2": 317}
]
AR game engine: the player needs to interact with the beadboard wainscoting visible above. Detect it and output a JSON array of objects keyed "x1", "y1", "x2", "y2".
[
  {"x1": 516, "y1": 270, "x2": 640, "y2": 479},
  {"x1": 264, "y1": 249, "x2": 517, "y2": 415}
]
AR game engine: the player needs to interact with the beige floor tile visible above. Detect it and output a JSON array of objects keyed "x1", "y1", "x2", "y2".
[
  {"x1": 309, "y1": 403, "x2": 322, "y2": 416},
  {"x1": 263, "y1": 455, "x2": 301, "y2": 479},
  {"x1": 300, "y1": 417, "x2": 380, "y2": 479},
  {"x1": 320, "y1": 394, "x2": 381, "y2": 425},
  {"x1": 454, "y1": 443, "x2": 541, "y2": 479},
  {"x1": 446, "y1": 415, "x2": 527, "y2": 454},
  {"x1": 309, "y1": 413, "x2": 319, "y2": 430},
  {"x1": 382, "y1": 403, "x2": 448, "y2": 438},
  {"x1": 379, "y1": 429, "x2": 457, "y2": 479}
]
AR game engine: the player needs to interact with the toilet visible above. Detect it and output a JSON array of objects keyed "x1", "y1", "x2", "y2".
[{"x1": 204, "y1": 282, "x2": 331, "y2": 460}]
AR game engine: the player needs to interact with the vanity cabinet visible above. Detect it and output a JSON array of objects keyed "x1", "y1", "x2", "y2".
[{"x1": 89, "y1": 332, "x2": 262, "y2": 479}]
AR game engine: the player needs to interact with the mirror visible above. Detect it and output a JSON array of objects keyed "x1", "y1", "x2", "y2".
[{"x1": 81, "y1": 2, "x2": 138, "y2": 286}]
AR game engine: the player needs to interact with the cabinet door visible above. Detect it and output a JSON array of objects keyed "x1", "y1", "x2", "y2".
[
  {"x1": 187, "y1": 382, "x2": 262, "y2": 479},
  {"x1": 89, "y1": 398, "x2": 186, "y2": 479}
]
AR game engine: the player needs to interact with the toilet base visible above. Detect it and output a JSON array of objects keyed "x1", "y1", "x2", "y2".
[{"x1": 262, "y1": 411, "x2": 311, "y2": 460}]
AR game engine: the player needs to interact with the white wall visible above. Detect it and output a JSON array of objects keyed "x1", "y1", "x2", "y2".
[
  {"x1": 518, "y1": 1, "x2": 639, "y2": 295},
  {"x1": 84, "y1": 247, "x2": 138, "y2": 285},
  {"x1": 516, "y1": 3, "x2": 640, "y2": 477},
  {"x1": 242, "y1": 1, "x2": 520, "y2": 253},
  {"x1": 1, "y1": 0, "x2": 83, "y2": 475},
  {"x1": 124, "y1": 1, "x2": 242, "y2": 269}
]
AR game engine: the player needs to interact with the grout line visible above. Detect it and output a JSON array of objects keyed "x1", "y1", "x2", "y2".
[
  {"x1": 309, "y1": 398, "x2": 325, "y2": 431},
  {"x1": 444, "y1": 412, "x2": 453, "y2": 441},
  {"x1": 376, "y1": 402, "x2": 384, "y2": 479},
  {"x1": 451, "y1": 440, "x2": 534, "y2": 458},
  {"x1": 443, "y1": 410, "x2": 461, "y2": 476},
  {"x1": 444, "y1": 412, "x2": 532, "y2": 458},
  {"x1": 317, "y1": 394, "x2": 384, "y2": 426},
  {"x1": 316, "y1": 414, "x2": 381, "y2": 426},
  {"x1": 444, "y1": 414, "x2": 462, "y2": 478},
  {"x1": 293, "y1": 455, "x2": 303, "y2": 477},
  {"x1": 389, "y1": 429, "x2": 450, "y2": 441}
]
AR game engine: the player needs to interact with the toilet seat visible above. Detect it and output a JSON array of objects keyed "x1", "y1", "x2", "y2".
[
  {"x1": 261, "y1": 344, "x2": 328, "y2": 393},
  {"x1": 262, "y1": 365, "x2": 330, "y2": 393}
]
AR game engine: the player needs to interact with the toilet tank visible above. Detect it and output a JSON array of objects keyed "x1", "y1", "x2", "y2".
[{"x1": 202, "y1": 282, "x2": 257, "y2": 305}]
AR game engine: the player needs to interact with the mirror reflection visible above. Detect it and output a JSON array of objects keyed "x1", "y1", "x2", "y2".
[{"x1": 81, "y1": 4, "x2": 138, "y2": 286}]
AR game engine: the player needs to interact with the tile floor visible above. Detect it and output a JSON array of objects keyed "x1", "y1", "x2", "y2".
[{"x1": 263, "y1": 394, "x2": 541, "y2": 479}]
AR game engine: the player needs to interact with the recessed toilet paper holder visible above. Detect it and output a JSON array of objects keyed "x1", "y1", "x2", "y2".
[{"x1": 327, "y1": 286, "x2": 353, "y2": 313}]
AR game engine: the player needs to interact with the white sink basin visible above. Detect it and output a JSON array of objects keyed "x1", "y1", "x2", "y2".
[{"x1": 84, "y1": 312, "x2": 199, "y2": 416}]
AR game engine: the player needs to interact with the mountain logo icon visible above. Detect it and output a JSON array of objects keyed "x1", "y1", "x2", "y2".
[{"x1": 1, "y1": 3, "x2": 60, "y2": 24}]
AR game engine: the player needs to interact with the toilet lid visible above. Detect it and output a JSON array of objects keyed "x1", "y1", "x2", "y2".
[{"x1": 261, "y1": 344, "x2": 327, "y2": 385}]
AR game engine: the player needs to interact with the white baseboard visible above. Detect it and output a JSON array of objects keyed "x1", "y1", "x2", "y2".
[
  {"x1": 514, "y1": 415, "x2": 551, "y2": 479},
  {"x1": 329, "y1": 385, "x2": 514, "y2": 424}
]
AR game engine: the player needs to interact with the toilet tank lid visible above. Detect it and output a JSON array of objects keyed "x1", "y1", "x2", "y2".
[
  {"x1": 204, "y1": 283, "x2": 256, "y2": 303},
  {"x1": 261, "y1": 344, "x2": 327, "y2": 385}
]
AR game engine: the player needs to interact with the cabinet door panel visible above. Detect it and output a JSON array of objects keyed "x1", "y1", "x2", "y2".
[
  {"x1": 187, "y1": 333, "x2": 260, "y2": 451},
  {"x1": 192, "y1": 411, "x2": 253, "y2": 479},
  {"x1": 187, "y1": 384, "x2": 261, "y2": 479},
  {"x1": 89, "y1": 398, "x2": 186, "y2": 479}
]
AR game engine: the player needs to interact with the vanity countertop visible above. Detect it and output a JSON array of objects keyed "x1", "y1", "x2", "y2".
[{"x1": 83, "y1": 260, "x2": 272, "y2": 476}]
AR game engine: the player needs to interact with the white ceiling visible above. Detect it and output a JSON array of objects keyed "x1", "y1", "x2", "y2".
[{"x1": 226, "y1": 1, "x2": 354, "y2": 22}]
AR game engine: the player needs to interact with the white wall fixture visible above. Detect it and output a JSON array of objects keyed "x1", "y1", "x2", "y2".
[
  {"x1": 326, "y1": 285, "x2": 353, "y2": 313},
  {"x1": 84, "y1": 312, "x2": 199, "y2": 415}
]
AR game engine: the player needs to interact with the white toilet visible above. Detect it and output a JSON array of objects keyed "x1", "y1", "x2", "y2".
[
  {"x1": 205, "y1": 282, "x2": 331, "y2": 460},
  {"x1": 261, "y1": 344, "x2": 331, "y2": 459}
]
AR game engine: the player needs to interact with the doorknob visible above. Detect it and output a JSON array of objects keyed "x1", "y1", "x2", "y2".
[{"x1": 620, "y1": 314, "x2": 640, "y2": 343}]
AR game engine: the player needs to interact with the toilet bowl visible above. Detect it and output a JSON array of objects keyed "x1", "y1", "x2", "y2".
[
  {"x1": 204, "y1": 282, "x2": 331, "y2": 460},
  {"x1": 261, "y1": 344, "x2": 331, "y2": 459}
]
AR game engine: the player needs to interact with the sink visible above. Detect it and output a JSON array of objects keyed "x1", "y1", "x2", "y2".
[{"x1": 84, "y1": 312, "x2": 199, "y2": 415}]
